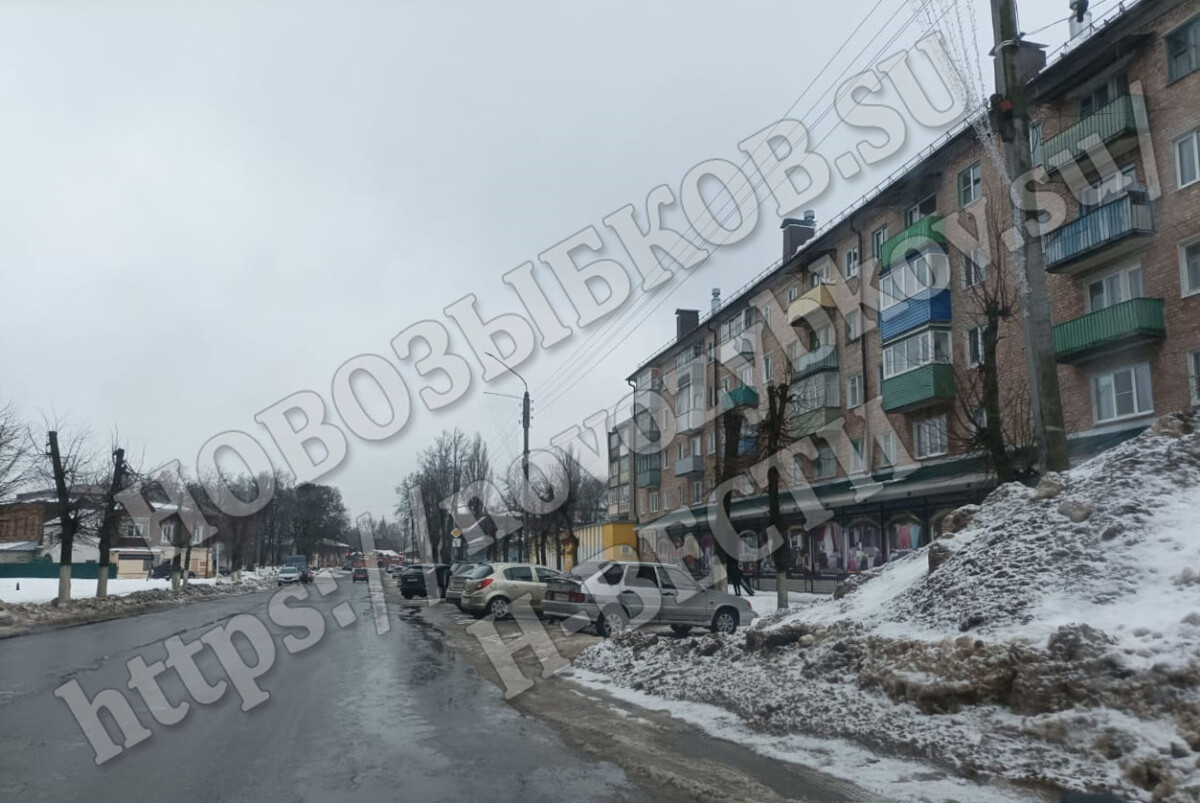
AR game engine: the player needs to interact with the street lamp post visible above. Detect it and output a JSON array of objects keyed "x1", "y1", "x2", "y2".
[{"x1": 485, "y1": 353, "x2": 531, "y2": 563}]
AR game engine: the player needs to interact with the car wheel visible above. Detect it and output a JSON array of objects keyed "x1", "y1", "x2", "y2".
[
  {"x1": 277, "y1": 581, "x2": 283, "y2": 587},
  {"x1": 488, "y1": 596, "x2": 511, "y2": 620},
  {"x1": 670, "y1": 625, "x2": 692, "y2": 637},
  {"x1": 599, "y1": 608, "x2": 627, "y2": 638},
  {"x1": 711, "y1": 608, "x2": 739, "y2": 635},
  {"x1": 402, "y1": 591, "x2": 414, "y2": 599}
]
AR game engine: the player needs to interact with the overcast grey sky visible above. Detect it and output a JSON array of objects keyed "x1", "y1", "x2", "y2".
[{"x1": 0, "y1": 0, "x2": 1085, "y2": 520}]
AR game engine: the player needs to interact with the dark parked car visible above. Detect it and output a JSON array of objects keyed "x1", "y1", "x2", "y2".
[
  {"x1": 150, "y1": 562, "x2": 195, "y2": 580},
  {"x1": 399, "y1": 564, "x2": 450, "y2": 599},
  {"x1": 351, "y1": 567, "x2": 368, "y2": 583}
]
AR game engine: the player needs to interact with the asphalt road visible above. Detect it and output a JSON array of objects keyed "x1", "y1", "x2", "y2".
[{"x1": 0, "y1": 578, "x2": 649, "y2": 803}]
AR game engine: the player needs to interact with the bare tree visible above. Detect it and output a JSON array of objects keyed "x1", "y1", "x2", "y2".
[
  {"x1": 0, "y1": 400, "x2": 30, "y2": 501},
  {"x1": 30, "y1": 422, "x2": 100, "y2": 603}
]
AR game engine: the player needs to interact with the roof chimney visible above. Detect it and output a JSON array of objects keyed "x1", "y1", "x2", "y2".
[
  {"x1": 675, "y1": 309, "x2": 699, "y2": 341},
  {"x1": 711, "y1": 288, "x2": 721, "y2": 315},
  {"x1": 780, "y1": 212, "x2": 817, "y2": 260}
]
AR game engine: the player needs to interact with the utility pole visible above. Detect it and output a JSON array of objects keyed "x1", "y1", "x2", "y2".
[
  {"x1": 47, "y1": 431, "x2": 75, "y2": 604},
  {"x1": 485, "y1": 354, "x2": 531, "y2": 563},
  {"x1": 96, "y1": 448, "x2": 126, "y2": 598},
  {"x1": 989, "y1": 0, "x2": 1070, "y2": 473}
]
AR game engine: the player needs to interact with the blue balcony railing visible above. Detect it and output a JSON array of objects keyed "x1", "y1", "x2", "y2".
[{"x1": 1043, "y1": 194, "x2": 1154, "y2": 272}]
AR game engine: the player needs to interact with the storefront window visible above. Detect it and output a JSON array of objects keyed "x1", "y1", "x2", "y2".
[
  {"x1": 807, "y1": 522, "x2": 842, "y2": 573},
  {"x1": 886, "y1": 515, "x2": 923, "y2": 560},
  {"x1": 845, "y1": 519, "x2": 883, "y2": 571}
]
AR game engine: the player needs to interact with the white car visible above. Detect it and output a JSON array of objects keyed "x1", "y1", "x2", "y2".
[{"x1": 277, "y1": 567, "x2": 301, "y2": 586}]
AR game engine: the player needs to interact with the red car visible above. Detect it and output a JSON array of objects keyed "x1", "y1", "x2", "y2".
[{"x1": 352, "y1": 568, "x2": 369, "y2": 583}]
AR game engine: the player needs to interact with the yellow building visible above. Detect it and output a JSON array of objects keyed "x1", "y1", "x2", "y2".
[{"x1": 566, "y1": 522, "x2": 636, "y2": 571}]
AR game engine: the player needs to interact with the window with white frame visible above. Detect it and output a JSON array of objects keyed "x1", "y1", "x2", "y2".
[
  {"x1": 849, "y1": 438, "x2": 865, "y2": 474},
  {"x1": 705, "y1": 337, "x2": 714, "y2": 363},
  {"x1": 792, "y1": 371, "x2": 840, "y2": 410},
  {"x1": 870, "y1": 225, "x2": 888, "y2": 258},
  {"x1": 1181, "y1": 239, "x2": 1200, "y2": 296},
  {"x1": 847, "y1": 373, "x2": 863, "y2": 408},
  {"x1": 786, "y1": 284, "x2": 800, "y2": 302},
  {"x1": 1167, "y1": 15, "x2": 1200, "y2": 83},
  {"x1": 879, "y1": 431, "x2": 897, "y2": 466},
  {"x1": 787, "y1": 341, "x2": 800, "y2": 370},
  {"x1": 1190, "y1": 349, "x2": 1200, "y2": 405},
  {"x1": 815, "y1": 444, "x2": 837, "y2": 478},
  {"x1": 846, "y1": 309, "x2": 861, "y2": 341},
  {"x1": 1177, "y1": 129, "x2": 1200, "y2": 188},
  {"x1": 738, "y1": 364, "x2": 753, "y2": 386},
  {"x1": 914, "y1": 416, "x2": 948, "y2": 459},
  {"x1": 967, "y1": 325, "x2": 984, "y2": 367},
  {"x1": 674, "y1": 393, "x2": 691, "y2": 416},
  {"x1": 763, "y1": 354, "x2": 774, "y2": 382},
  {"x1": 880, "y1": 252, "x2": 948, "y2": 309},
  {"x1": 677, "y1": 442, "x2": 685, "y2": 460},
  {"x1": 763, "y1": 304, "x2": 772, "y2": 326},
  {"x1": 845, "y1": 246, "x2": 860, "y2": 279},
  {"x1": 162, "y1": 521, "x2": 177, "y2": 544},
  {"x1": 692, "y1": 480, "x2": 703, "y2": 503},
  {"x1": 691, "y1": 434, "x2": 701, "y2": 456},
  {"x1": 1087, "y1": 264, "x2": 1143, "y2": 311},
  {"x1": 958, "y1": 162, "x2": 982, "y2": 207},
  {"x1": 1093, "y1": 363, "x2": 1153, "y2": 422},
  {"x1": 661, "y1": 450, "x2": 669, "y2": 469},
  {"x1": 810, "y1": 261, "x2": 831, "y2": 287},
  {"x1": 191, "y1": 524, "x2": 204, "y2": 546},
  {"x1": 905, "y1": 194, "x2": 936, "y2": 226},
  {"x1": 883, "y1": 328, "x2": 953, "y2": 378},
  {"x1": 664, "y1": 489, "x2": 671, "y2": 510},
  {"x1": 649, "y1": 491, "x2": 659, "y2": 512},
  {"x1": 707, "y1": 429, "x2": 716, "y2": 454},
  {"x1": 1078, "y1": 73, "x2": 1128, "y2": 119},
  {"x1": 963, "y1": 246, "x2": 986, "y2": 288}
]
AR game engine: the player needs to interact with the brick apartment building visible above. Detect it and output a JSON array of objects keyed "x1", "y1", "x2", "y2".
[{"x1": 608, "y1": 0, "x2": 1200, "y2": 578}]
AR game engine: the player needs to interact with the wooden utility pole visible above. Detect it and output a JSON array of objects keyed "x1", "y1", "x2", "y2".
[
  {"x1": 48, "y1": 431, "x2": 74, "y2": 604},
  {"x1": 96, "y1": 448, "x2": 126, "y2": 598},
  {"x1": 989, "y1": 0, "x2": 1070, "y2": 472}
]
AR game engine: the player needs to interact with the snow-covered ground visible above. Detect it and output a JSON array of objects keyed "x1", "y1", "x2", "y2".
[
  {"x1": 573, "y1": 415, "x2": 1200, "y2": 802},
  {"x1": 0, "y1": 577, "x2": 219, "y2": 604}
]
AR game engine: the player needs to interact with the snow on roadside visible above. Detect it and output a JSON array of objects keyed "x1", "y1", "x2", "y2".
[
  {"x1": 0, "y1": 577, "x2": 219, "y2": 604},
  {"x1": 573, "y1": 415, "x2": 1200, "y2": 802}
]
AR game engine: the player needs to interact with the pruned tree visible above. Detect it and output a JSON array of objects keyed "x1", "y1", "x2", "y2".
[
  {"x1": 760, "y1": 382, "x2": 794, "y2": 611},
  {"x1": 30, "y1": 422, "x2": 101, "y2": 603}
]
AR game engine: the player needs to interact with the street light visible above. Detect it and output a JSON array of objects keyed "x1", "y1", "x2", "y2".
[{"x1": 485, "y1": 352, "x2": 531, "y2": 563}]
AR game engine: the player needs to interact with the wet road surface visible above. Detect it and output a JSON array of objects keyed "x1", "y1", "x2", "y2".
[{"x1": 0, "y1": 579, "x2": 648, "y2": 803}]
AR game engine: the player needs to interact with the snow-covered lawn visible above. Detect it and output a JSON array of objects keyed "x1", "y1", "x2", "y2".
[
  {"x1": 0, "y1": 577, "x2": 219, "y2": 604},
  {"x1": 744, "y1": 590, "x2": 821, "y2": 619}
]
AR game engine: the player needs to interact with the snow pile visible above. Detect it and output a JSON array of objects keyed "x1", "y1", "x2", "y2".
[{"x1": 574, "y1": 414, "x2": 1200, "y2": 802}]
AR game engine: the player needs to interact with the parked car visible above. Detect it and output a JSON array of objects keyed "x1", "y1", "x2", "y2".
[
  {"x1": 150, "y1": 562, "x2": 195, "y2": 580},
  {"x1": 542, "y1": 561, "x2": 755, "y2": 637},
  {"x1": 445, "y1": 563, "x2": 481, "y2": 606},
  {"x1": 277, "y1": 566, "x2": 302, "y2": 586},
  {"x1": 459, "y1": 563, "x2": 561, "y2": 619},
  {"x1": 398, "y1": 564, "x2": 450, "y2": 599},
  {"x1": 351, "y1": 567, "x2": 368, "y2": 583}
]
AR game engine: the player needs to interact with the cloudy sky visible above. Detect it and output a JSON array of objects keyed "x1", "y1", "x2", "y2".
[{"x1": 0, "y1": 0, "x2": 1087, "y2": 520}]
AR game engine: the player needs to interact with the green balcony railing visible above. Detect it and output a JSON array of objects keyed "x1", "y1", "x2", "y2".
[
  {"x1": 1042, "y1": 94, "x2": 1138, "y2": 172},
  {"x1": 635, "y1": 468, "x2": 661, "y2": 488},
  {"x1": 721, "y1": 385, "x2": 759, "y2": 411},
  {"x1": 794, "y1": 345, "x2": 838, "y2": 379},
  {"x1": 879, "y1": 215, "x2": 946, "y2": 268},
  {"x1": 789, "y1": 407, "x2": 841, "y2": 438},
  {"x1": 881, "y1": 363, "x2": 955, "y2": 412},
  {"x1": 1043, "y1": 194, "x2": 1154, "y2": 271},
  {"x1": 1052, "y1": 297, "x2": 1165, "y2": 363}
]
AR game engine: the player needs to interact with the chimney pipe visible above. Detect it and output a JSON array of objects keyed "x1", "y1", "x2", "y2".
[
  {"x1": 780, "y1": 212, "x2": 817, "y2": 260},
  {"x1": 711, "y1": 288, "x2": 721, "y2": 315},
  {"x1": 675, "y1": 309, "x2": 699, "y2": 341}
]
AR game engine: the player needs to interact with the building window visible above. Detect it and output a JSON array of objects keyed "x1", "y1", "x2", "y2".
[
  {"x1": 958, "y1": 162, "x2": 982, "y2": 208},
  {"x1": 162, "y1": 521, "x2": 177, "y2": 544},
  {"x1": 664, "y1": 490, "x2": 672, "y2": 510},
  {"x1": 966, "y1": 326, "x2": 984, "y2": 368},
  {"x1": 846, "y1": 309, "x2": 861, "y2": 341},
  {"x1": 692, "y1": 435, "x2": 702, "y2": 456},
  {"x1": 763, "y1": 354, "x2": 774, "y2": 382},
  {"x1": 847, "y1": 373, "x2": 863, "y2": 408},
  {"x1": 738, "y1": 364, "x2": 753, "y2": 386},
  {"x1": 1181, "y1": 240, "x2": 1200, "y2": 296},
  {"x1": 677, "y1": 442, "x2": 685, "y2": 460},
  {"x1": 707, "y1": 384, "x2": 716, "y2": 408},
  {"x1": 1190, "y1": 349, "x2": 1200, "y2": 406},
  {"x1": 880, "y1": 252, "x2": 948, "y2": 309},
  {"x1": 1093, "y1": 363, "x2": 1153, "y2": 422},
  {"x1": 905, "y1": 194, "x2": 936, "y2": 226},
  {"x1": 1177, "y1": 130, "x2": 1200, "y2": 189},
  {"x1": 815, "y1": 444, "x2": 837, "y2": 479},
  {"x1": 914, "y1": 416, "x2": 948, "y2": 459},
  {"x1": 649, "y1": 491, "x2": 659, "y2": 513},
  {"x1": 871, "y1": 225, "x2": 888, "y2": 258},
  {"x1": 879, "y1": 431, "x2": 897, "y2": 466},
  {"x1": 787, "y1": 341, "x2": 800, "y2": 370},
  {"x1": 787, "y1": 284, "x2": 800, "y2": 302},
  {"x1": 810, "y1": 262, "x2": 830, "y2": 287},
  {"x1": 1087, "y1": 264, "x2": 1143, "y2": 312},
  {"x1": 850, "y1": 438, "x2": 865, "y2": 474},
  {"x1": 963, "y1": 247, "x2": 986, "y2": 288},
  {"x1": 970, "y1": 406, "x2": 988, "y2": 434},
  {"x1": 763, "y1": 305, "x2": 772, "y2": 326},
  {"x1": 1078, "y1": 73, "x2": 1128, "y2": 119},
  {"x1": 192, "y1": 524, "x2": 204, "y2": 546},
  {"x1": 883, "y1": 328, "x2": 953, "y2": 378},
  {"x1": 792, "y1": 371, "x2": 840, "y2": 410},
  {"x1": 692, "y1": 480, "x2": 703, "y2": 503},
  {"x1": 845, "y1": 246, "x2": 860, "y2": 279},
  {"x1": 1167, "y1": 16, "x2": 1200, "y2": 83},
  {"x1": 707, "y1": 429, "x2": 716, "y2": 454},
  {"x1": 661, "y1": 451, "x2": 669, "y2": 469}
]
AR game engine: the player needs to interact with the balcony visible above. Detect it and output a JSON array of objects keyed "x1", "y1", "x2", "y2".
[
  {"x1": 676, "y1": 362, "x2": 705, "y2": 390},
  {"x1": 879, "y1": 216, "x2": 946, "y2": 268},
  {"x1": 1052, "y1": 297, "x2": 1165, "y2": 363},
  {"x1": 794, "y1": 344, "x2": 838, "y2": 379},
  {"x1": 882, "y1": 363, "x2": 955, "y2": 412},
  {"x1": 675, "y1": 408, "x2": 705, "y2": 433},
  {"x1": 675, "y1": 455, "x2": 704, "y2": 476},
  {"x1": 635, "y1": 468, "x2": 660, "y2": 488},
  {"x1": 879, "y1": 288, "x2": 952, "y2": 343},
  {"x1": 721, "y1": 385, "x2": 759, "y2": 411},
  {"x1": 787, "y1": 284, "x2": 836, "y2": 329},
  {"x1": 1043, "y1": 194, "x2": 1155, "y2": 275},
  {"x1": 1042, "y1": 94, "x2": 1139, "y2": 174},
  {"x1": 737, "y1": 436, "x2": 758, "y2": 457},
  {"x1": 789, "y1": 406, "x2": 841, "y2": 438}
]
